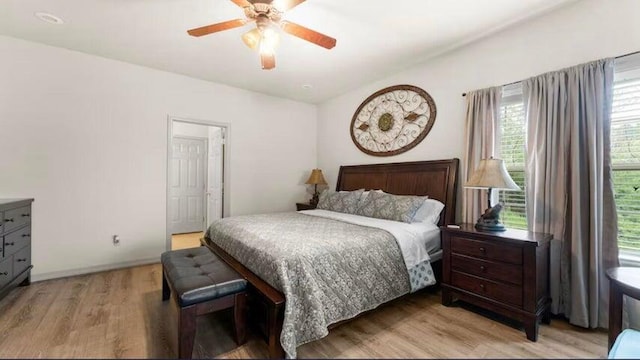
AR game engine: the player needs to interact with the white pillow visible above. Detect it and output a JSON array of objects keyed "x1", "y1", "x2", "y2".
[
  {"x1": 412, "y1": 198, "x2": 445, "y2": 224},
  {"x1": 360, "y1": 189, "x2": 384, "y2": 202}
]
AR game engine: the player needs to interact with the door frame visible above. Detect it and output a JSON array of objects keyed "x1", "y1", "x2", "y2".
[{"x1": 166, "y1": 116, "x2": 231, "y2": 251}]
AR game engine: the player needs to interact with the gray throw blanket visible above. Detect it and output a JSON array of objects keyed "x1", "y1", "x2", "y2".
[{"x1": 205, "y1": 212, "x2": 410, "y2": 358}]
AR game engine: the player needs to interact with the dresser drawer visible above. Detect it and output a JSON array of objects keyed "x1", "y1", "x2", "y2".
[
  {"x1": 451, "y1": 270, "x2": 523, "y2": 307},
  {"x1": 13, "y1": 246, "x2": 31, "y2": 276},
  {"x1": 4, "y1": 226, "x2": 31, "y2": 258},
  {"x1": 3, "y1": 206, "x2": 31, "y2": 233},
  {"x1": 451, "y1": 253, "x2": 523, "y2": 285},
  {"x1": 0, "y1": 257, "x2": 13, "y2": 288},
  {"x1": 450, "y1": 236, "x2": 522, "y2": 265}
]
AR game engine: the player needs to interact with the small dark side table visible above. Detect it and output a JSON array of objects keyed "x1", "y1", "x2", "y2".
[{"x1": 606, "y1": 267, "x2": 640, "y2": 351}]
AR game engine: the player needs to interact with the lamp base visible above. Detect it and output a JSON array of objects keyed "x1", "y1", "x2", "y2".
[
  {"x1": 310, "y1": 192, "x2": 319, "y2": 207},
  {"x1": 475, "y1": 219, "x2": 507, "y2": 232},
  {"x1": 475, "y1": 203, "x2": 507, "y2": 232}
]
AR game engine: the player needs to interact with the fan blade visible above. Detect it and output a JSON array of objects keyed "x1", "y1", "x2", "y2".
[
  {"x1": 281, "y1": 21, "x2": 336, "y2": 49},
  {"x1": 261, "y1": 53, "x2": 276, "y2": 70},
  {"x1": 187, "y1": 19, "x2": 247, "y2": 37},
  {"x1": 230, "y1": 0, "x2": 252, "y2": 7},
  {"x1": 277, "y1": 0, "x2": 306, "y2": 11}
]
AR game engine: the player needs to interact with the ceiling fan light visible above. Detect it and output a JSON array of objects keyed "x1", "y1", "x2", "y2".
[
  {"x1": 259, "y1": 28, "x2": 280, "y2": 55},
  {"x1": 241, "y1": 28, "x2": 261, "y2": 50}
]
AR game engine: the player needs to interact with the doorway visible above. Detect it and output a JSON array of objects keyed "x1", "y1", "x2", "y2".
[{"x1": 166, "y1": 117, "x2": 229, "y2": 251}]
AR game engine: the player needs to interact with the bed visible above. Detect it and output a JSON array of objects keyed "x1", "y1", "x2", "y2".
[{"x1": 203, "y1": 159, "x2": 459, "y2": 358}]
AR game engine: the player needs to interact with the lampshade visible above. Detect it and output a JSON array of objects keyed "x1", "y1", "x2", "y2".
[
  {"x1": 259, "y1": 27, "x2": 280, "y2": 55},
  {"x1": 305, "y1": 169, "x2": 328, "y2": 185},
  {"x1": 242, "y1": 28, "x2": 261, "y2": 50},
  {"x1": 464, "y1": 158, "x2": 520, "y2": 191}
]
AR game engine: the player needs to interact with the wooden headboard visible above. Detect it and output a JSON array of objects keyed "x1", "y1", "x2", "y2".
[{"x1": 336, "y1": 158, "x2": 459, "y2": 226}]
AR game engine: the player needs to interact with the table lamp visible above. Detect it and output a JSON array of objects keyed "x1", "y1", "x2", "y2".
[
  {"x1": 305, "y1": 169, "x2": 328, "y2": 207},
  {"x1": 464, "y1": 157, "x2": 521, "y2": 231}
]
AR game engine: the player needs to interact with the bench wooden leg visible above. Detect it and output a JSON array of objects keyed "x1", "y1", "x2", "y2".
[
  {"x1": 162, "y1": 268, "x2": 171, "y2": 301},
  {"x1": 178, "y1": 305, "x2": 197, "y2": 359},
  {"x1": 233, "y1": 292, "x2": 247, "y2": 345}
]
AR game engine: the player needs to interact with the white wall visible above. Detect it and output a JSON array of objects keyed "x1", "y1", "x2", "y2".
[
  {"x1": 316, "y1": 0, "x2": 640, "y2": 221},
  {"x1": 0, "y1": 35, "x2": 317, "y2": 279}
]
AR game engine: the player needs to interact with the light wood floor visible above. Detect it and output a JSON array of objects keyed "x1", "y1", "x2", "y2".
[
  {"x1": 0, "y1": 264, "x2": 607, "y2": 359},
  {"x1": 171, "y1": 232, "x2": 203, "y2": 250}
]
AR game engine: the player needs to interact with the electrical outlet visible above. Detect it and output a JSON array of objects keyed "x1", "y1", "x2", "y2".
[{"x1": 112, "y1": 235, "x2": 121, "y2": 246}]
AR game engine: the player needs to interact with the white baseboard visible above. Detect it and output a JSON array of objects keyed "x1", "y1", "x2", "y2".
[{"x1": 31, "y1": 257, "x2": 160, "y2": 282}]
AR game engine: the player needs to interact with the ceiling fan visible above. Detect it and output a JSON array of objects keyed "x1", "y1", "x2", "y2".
[{"x1": 187, "y1": 0, "x2": 337, "y2": 70}]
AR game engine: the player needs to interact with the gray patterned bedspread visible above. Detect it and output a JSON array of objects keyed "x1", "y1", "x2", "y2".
[{"x1": 205, "y1": 212, "x2": 410, "y2": 358}]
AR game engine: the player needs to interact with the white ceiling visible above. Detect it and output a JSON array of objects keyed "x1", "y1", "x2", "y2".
[{"x1": 0, "y1": 0, "x2": 575, "y2": 103}]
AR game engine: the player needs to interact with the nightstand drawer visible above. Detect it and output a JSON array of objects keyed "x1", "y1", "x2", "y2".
[
  {"x1": 451, "y1": 270, "x2": 523, "y2": 307},
  {"x1": 3, "y1": 225, "x2": 31, "y2": 258},
  {"x1": 0, "y1": 257, "x2": 13, "y2": 288},
  {"x1": 451, "y1": 236, "x2": 522, "y2": 265},
  {"x1": 13, "y1": 245, "x2": 31, "y2": 276},
  {"x1": 451, "y1": 253, "x2": 522, "y2": 285},
  {"x1": 3, "y1": 206, "x2": 31, "y2": 233}
]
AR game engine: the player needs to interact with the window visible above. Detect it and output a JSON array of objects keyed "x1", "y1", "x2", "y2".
[
  {"x1": 493, "y1": 58, "x2": 640, "y2": 256},
  {"x1": 498, "y1": 84, "x2": 528, "y2": 230},
  {"x1": 612, "y1": 61, "x2": 640, "y2": 256}
]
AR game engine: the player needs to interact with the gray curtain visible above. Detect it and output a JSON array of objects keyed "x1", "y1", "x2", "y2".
[
  {"x1": 462, "y1": 87, "x2": 502, "y2": 224},
  {"x1": 523, "y1": 58, "x2": 619, "y2": 328}
]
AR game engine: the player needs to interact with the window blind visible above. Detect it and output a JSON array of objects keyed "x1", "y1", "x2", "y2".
[
  {"x1": 611, "y1": 74, "x2": 640, "y2": 253},
  {"x1": 498, "y1": 86, "x2": 527, "y2": 230}
]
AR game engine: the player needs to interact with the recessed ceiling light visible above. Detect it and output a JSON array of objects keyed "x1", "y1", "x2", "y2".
[
  {"x1": 302, "y1": 84, "x2": 313, "y2": 90},
  {"x1": 34, "y1": 12, "x2": 64, "y2": 25}
]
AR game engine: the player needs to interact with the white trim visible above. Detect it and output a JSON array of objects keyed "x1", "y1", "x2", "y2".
[
  {"x1": 620, "y1": 250, "x2": 640, "y2": 267},
  {"x1": 31, "y1": 257, "x2": 159, "y2": 282},
  {"x1": 166, "y1": 116, "x2": 231, "y2": 252},
  {"x1": 615, "y1": 52, "x2": 640, "y2": 77}
]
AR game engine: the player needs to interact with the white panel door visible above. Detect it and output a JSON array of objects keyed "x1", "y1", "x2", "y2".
[
  {"x1": 170, "y1": 136, "x2": 207, "y2": 234},
  {"x1": 207, "y1": 127, "x2": 224, "y2": 224}
]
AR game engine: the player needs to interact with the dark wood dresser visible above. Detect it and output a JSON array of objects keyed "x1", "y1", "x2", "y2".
[
  {"x1": 441, "y1": 223, "x2": 551, "y2": 341},
  {"x1": 0, "y1": 199, "x2": 34, "y2": 299},
  {"x1": 295, "y1": 202, "x2": 316, "y2": 211}
]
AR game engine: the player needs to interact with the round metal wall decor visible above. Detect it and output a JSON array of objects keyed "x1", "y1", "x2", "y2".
[{"x1": 350, "y1": 84, "x2": 437, "y2": 157}]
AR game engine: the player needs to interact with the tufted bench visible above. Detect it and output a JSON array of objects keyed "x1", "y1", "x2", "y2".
[{"x1": 162, "y1": 247, "x2": 247, "y2": 359}]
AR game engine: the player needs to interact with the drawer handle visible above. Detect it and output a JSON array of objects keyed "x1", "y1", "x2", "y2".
[
  {"x1": 4, "y1": 218, "x2": 14, "y2": 223},
  {"x1": 22, "y1": 234, "x2": 31, "y2": 238},
  {"x1": 479, "y1": 284, "x2": 485, "y2": 290},
  {"x1": 6, "y1": 242, "x2": 15, "y2": 246},
  {"x1": 0, "y1": 272, "x2": 7, "y2": 276},
  {"x1": 21, "y1": 214, "x2": 30, "y2": 218},
  {"x1": 479, "y1": 247, "x2": 486, "y2": 253},
  {"x1": 16, "y1": 258, "x2": 27, "y2": 262},
  {"x1": 480, "y1": 265, "x2": 486, "y2": 271}
]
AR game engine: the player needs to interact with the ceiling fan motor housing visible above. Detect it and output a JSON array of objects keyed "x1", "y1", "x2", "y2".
[{"x1": 244, "y1": 2, "x2": 282, "y2": 24}]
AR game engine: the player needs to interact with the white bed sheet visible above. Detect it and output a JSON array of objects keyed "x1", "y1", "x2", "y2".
[{"x1": 299, "y1": 209, "x2": 440, "y2": 271}]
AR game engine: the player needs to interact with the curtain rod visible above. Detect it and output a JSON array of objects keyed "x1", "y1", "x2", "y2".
[{"x1": 461, "y1": 49, "x2": 640, "y2": 97}]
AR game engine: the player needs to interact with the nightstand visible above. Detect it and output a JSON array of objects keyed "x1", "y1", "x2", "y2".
[
  {"x1": 441, "y1": 223, "x2": 552, "y2": 341},
  {"x1": 296, "y1": 203, "x2": 316, "y2": 211}
]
